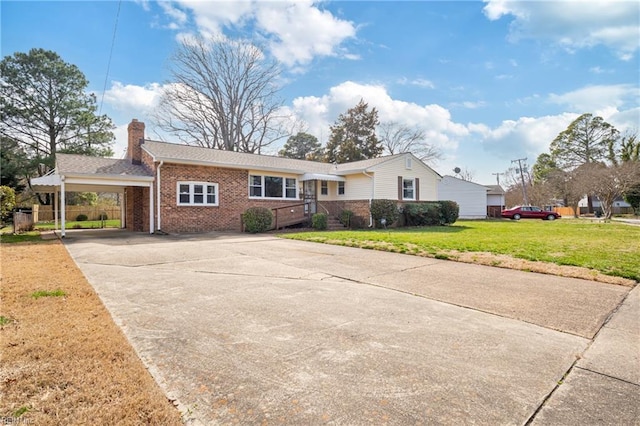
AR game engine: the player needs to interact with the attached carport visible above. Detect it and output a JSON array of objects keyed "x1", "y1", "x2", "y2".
[{"x1": 30, "y1": 154, "x2": 154, "y2": 237}]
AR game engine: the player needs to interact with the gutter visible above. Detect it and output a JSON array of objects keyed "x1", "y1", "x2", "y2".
[{"x1": 362, "y1": 170, "x2": 374, "y2": 227}]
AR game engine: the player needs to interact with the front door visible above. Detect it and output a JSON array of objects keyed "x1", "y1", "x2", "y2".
[{"x1": 303, "y1": 180, "x2": 317, "y2": 214}]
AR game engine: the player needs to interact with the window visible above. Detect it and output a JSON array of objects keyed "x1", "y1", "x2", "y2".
[
  {"x1": 320, "y1": 180, "x2": 328, "y2": 195},
  {"x1": 285, "y1": 178, "x2": 297, "y2": 198},
  {"x1": 177, "y1": 182, "x2": 218, "y2": 206},
  {"x1": 405, "y1": 157, "x2": 412, "y2": 170},
  {"x1": 249, "y1": 175, "x2": 298, "y2": 199},
  {"x1": 338, "y1": 181, "x2": 345, "y2": 195},
  {"x1": 403, "y1": 178, "x2": 415, "y2": 200}
]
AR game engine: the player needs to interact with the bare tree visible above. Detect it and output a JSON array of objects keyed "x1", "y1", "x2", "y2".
[
  {"x1": 585, "y1": 161, "x2": 640, "y2": 220},
  {"x1": 155, "y1": 36, "x2": 290, "y2": 153},
  {"x1": 455, "y1": 167, "x2": 475, "y2": 182},
  {"x1": 378, "y1": 121, "x2": 442, "y2": 165}
]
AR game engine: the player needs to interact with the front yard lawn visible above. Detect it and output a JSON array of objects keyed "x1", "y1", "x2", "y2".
[{"x1": 283, "y1": 219, "x2": 640, "y2": 282}]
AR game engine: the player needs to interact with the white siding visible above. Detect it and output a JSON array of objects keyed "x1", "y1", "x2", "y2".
[
  {"x1": 438, "y1": 176, "x2": 487, "y2": 218},
  {"x1": 371, "y1": 154, "x2": 439, "y2": 201}
]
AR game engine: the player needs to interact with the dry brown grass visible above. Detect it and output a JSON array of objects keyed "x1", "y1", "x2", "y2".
[{"x1": 0, "y1": 241, "x2": 183, "y2": 425}]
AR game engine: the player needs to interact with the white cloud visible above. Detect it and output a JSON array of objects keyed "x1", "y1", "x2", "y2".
[
  {"x1": 160, "y1": 0, "x2": 357, "y2": 67},
  {"x1": 483, "y1": 0, "x2": 640, "y2": 60},
  {"x1": 103, "y1": 81, "x2": 165, "y2": 113},
  {"x1": 479, "y1": 113, "x2": 579, "y2": 161},
  {"x1": 290, "y1": 81, "x2": 469, "y2": 156},
  {"x1": 397, "y1": 77, "x2": 435, "y2": 89},
  {"x1": 548, "y1": 84, "x2": 639, "y2": 114}
]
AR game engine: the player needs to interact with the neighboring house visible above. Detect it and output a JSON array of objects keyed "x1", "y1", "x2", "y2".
[
  {"x1": 485, "y1": 184, "x2": 506, "y2": 218},
  {"x1": 577, "y1": 195, "x2": 632, "y2": 215},
  {"x1": 437, "y1": 175, "x2": 490, "y2": 219},
  {"x1": 32, "y1": 119, "x2": 441, "y2": 235}
]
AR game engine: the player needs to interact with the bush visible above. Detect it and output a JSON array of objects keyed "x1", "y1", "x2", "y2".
[
  {"x1": 439, "y1": 200, "x2": 459, "y2": 225},
  {"x1": 402, "y1": 201, "x2": 460, "y2": 226},
  {"x1": 76, "y1": 214, "x2": 88, "y2": 222},
  {"x1": 403, "y1": 202, "x2": 440, "y2": 226},
  {"x1": 312, "y1": 213, "x2": 328, "y2": 230},
  {"x1": 370, "y1": 199, "x2": 400, "y2": 228},
  {"x1": 339, "y1": 210, "x2": 354, "y2": 227},
  {"x1": 0, "y1": 186, "x2": 16, "y2": 224},
  {"x1": 97, "y1": 213, "x2": 108, "y2": 221},
  {"x1": 243, "y1": 207, "x2": 273, "y2": 233}
]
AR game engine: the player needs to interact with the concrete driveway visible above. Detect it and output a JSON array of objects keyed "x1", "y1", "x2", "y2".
[{"x1": 62, "y1": 230, "x2": 638, "y2": 425}]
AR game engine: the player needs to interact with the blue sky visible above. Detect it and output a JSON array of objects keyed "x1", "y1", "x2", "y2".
[{"x1": 2, "y1": 0, "x2": 639, "y2": 185}]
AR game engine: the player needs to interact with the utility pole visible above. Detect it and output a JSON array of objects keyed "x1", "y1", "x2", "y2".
[
  {"x1": 511, "y1": 158, "x2": 529, "y2": 205},
  {"x1": 492, "y1": 172, "x2": 504, "y2": 185}
]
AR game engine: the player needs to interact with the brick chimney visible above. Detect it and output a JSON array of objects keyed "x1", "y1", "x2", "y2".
[{"x1": 127, "y1": 119, "x2": 145, "y2": 165}]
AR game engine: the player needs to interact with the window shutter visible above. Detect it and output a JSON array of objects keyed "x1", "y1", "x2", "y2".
[
  {"x1": 398, "y1": 176, "x2": 403, "y2": 200},
  {"x1": 415, "y1": 178, "x2": 420, "y2": 201}
]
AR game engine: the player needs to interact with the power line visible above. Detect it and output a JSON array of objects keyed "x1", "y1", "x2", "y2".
[{"x1": 99, "y1": 0, "x2": 122, "y2": 115}]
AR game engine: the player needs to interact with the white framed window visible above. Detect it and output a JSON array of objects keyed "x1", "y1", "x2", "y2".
[
  {"x1": 249, "y1": 175, "x2": 298, "y2": 199},
  {"x1": 177, "y1": 182, "x2": 218, "y2": 206},
  {"x1": 338, "y1": 181, "x2": 345, "y2": 195},
  {"x1": 403, "y1": 178, "x2": 415, "y2": 200},
  {"x1": 320, "y1": 180, "x2": 328, "y2": 195}
]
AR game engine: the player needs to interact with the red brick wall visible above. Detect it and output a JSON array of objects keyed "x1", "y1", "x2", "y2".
[
  {"x1": 125, "y1": 186, "x2": 149, "y2": 232},
  {"x1": 157, "y1": 163, "x2": 304, "y2": 233},
  {"x1": 320, "y1": 200, "x2": 371, "y2": 227}
]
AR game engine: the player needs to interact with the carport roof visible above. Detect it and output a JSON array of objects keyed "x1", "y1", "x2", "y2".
[{"x1": 30, "y1": 154, "x2": 154, "y2": 193}]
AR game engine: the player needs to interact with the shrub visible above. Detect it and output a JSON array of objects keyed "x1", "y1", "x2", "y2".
[
  {"x1": 350, "y1": 215, "x2": 366, "y2": 229},
  {"x1": 312, "y1": 213, "x2": 327, "y2": 230},
  {"x1": 403, "y1": 202, "x2": 440, "y2": 226},
  {"x1": 76, "y1": 214, "x2": 88, "y2": 222},
  {"x1": 243, "y1": 207, "x2": 273, "y2": 233},
  {"x1": 0, "y1": 186, "x2": 16, "y2": 224},
  {"x1": 439, "y1": 200, "x2": 459, "y2": 225},
  {"x1": 97, "y1": 213, "x2": 108, "y2": 221},
  {"x1": 339, "y1": 210, "x2": 354, "y2": 227},
  {"x1": 370, "y1": 199, "x2": 400, "y2": 228}
]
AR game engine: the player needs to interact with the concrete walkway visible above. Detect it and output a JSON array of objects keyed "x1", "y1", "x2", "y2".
[{"x1": 61, "y1": 230, "x2": 639, "y2": 425}]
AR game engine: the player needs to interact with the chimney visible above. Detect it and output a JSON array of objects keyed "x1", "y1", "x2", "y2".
[{"x1": 127, "y1": 119, "x2": 145, "y2": 165}]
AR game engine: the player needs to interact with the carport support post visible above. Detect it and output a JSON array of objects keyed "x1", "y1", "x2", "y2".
[
  {"x1": 54, "y1": 191, "x2": 58, "y2": 231},
  {"x1": 149, "y1": 182, "x2": 154, "y2": 234},
  {"x1": 60, "y1": 177, "x2": 66, "y2": 237}
]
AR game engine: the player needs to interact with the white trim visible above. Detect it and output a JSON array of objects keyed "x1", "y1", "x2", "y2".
[
  {"x1": 299, "y1": 173, "x2": 346, "y2": 182},
  {"x1": 402, "y1": 178, "x2": 416, "y2": 201},
  {"x1": 177, "y1": 181, "x2": 219, "y2": 206},
  {"x1": 60, "y1": 177, "x2": 66, "y2": 238},
  {"x1": 156, "y1": 161, "x2": 163, "y2": 230}
]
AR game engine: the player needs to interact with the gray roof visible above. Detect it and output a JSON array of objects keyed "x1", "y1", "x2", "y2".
[
  {"x1": 142, "y1": 139, "x2": 414, "y2": 175},
  {"x1": 485, "y1": 184, "x2": 505, "y2": 195},
  {"x1": 57, "y1": 154, "x2": 153, "y2": 177}
]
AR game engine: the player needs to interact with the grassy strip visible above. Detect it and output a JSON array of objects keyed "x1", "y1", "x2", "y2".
[
  {"x1": 0, "y1": 232, "x2": 43, "y2": 244},
  {"x1": 283, "y1": 219, "x2": 640, "y2": 282},
  {"x1": 34, "y1": 219, "x2": 120, "y2": 230},
  {"x1": 0, "y1": 242, "x2": 183, "y2": 424},
  {"x1": 31, "y1": 289, "x2": 66, "y2": 299}
]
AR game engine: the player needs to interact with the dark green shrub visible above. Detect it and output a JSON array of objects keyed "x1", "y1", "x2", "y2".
[
  {"x1": 403, "y1": 202, "x2": 440, "y2": 226},
  {"x1": 243, "y1": 207, "x2": 273, "y2": 233},
  {"x1": 312, "y1": 213, "x2": 327, "y2": 230},
  {"x1": 76, "y1": 214, "x2": 88, "y2": 222},
  {"x1": 370, "y1": 199, "x2": 400, "y2": 228},
  {"x1": 97, "y1": 213, "x2": 108, "y2": 221},
  {"x1": 439, "y1": 200, "x2": 459, "y2": 225},
  {"x1": 350, "y1": 215, "x2": 366, "y2": 229},
  {"x1": 339, "y1": 209, "x2": 354, "y2": 227}
]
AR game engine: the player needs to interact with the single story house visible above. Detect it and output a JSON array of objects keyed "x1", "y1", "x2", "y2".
[
  {"x1": 31, "y1": 119, "x2": 442, "y2": 235},
  {"x1": 437, "y1": 175, "x2": 504, "y2": 219}
]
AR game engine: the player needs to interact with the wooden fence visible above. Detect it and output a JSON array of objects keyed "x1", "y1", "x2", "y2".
[{"x1": 34, "y1": 205, "x2": 122, "y2": 222}]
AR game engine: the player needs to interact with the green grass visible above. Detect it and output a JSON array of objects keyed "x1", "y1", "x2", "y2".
[
  {"x1": 0, "y1": 231, "x2": 42, "y2": 244},
  {"x1": 31, "y1": 289, "x2": 67, "y2": 299},
  {"x1": 34, "y1": 219, "x2": 120, "y2": 230},
  {"x1": 0, "y1": 316, "x2": 14, "y2": 326},
  {"x1": 282, "y1": 219, "x2": 640, "y2": 281}
]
